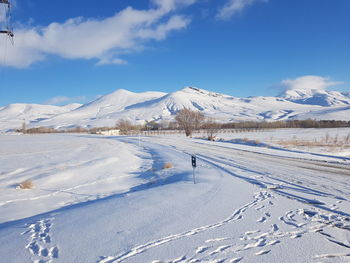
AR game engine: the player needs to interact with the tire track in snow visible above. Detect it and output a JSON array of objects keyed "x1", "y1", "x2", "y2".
[
  {"x1": 167, "y1": 138, "x2": 350, "y2": 200},
  {"x1": 153, "y1": 142, "x2": 350, "y2": 262},
  {"x1": 98, "y1": 191, "x2": 271, "y2": 263},
  {"x1": 196, "y1": 153, "x2": 350, "y2": 221}
]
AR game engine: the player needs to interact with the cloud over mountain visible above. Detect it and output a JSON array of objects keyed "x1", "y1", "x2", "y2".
[
  {"x1": 281, "y1": 75, "x2": 343, "y2": 92},
  {"x1": 278, "y1": 76, "x2": 349, "y2": 107}
]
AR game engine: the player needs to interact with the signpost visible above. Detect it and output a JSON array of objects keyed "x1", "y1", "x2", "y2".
[{"x1": 191, "y1": 155, "x2": 196, "y2": 184}]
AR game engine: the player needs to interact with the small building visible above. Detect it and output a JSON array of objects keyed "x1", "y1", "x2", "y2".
[{"x1": 97, "y1": 129, "x2": 120, "y2": 136}]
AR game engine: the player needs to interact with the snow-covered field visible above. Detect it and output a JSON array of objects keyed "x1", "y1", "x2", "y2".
[
  {"x1": 0, "y1": 134, "x2": 150, "y2": 223},
  {"x1": 212, "y1": 127, "x2": 350, "y2": 157},
  {"x1": 0, "y1": 130, "x2": 350, "y2": 263}
]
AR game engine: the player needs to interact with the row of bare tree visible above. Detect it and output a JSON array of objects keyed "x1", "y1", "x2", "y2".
[
  {"x1": 20, "y1": 108, "x2": 350, "y2": 137},
  {"x1": 114, "y1": 109, "x2": 219, "y2": 139}
]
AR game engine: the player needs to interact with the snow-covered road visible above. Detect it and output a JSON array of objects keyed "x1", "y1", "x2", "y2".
[
  {"x1": 0, "y1": 134, "x2": 349, "y2": 263},
  {"x1": 149, "y1": 136, "x2": 350, "y2": 211}
]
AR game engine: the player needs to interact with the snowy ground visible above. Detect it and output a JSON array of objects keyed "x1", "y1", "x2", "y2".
[
  {"x1": 210, "y1": 127, "x2": 350, "y2": 157},
  {"x1": 0, "y1": 131, "x2": 349, "y2": 263},
  {"x1": 215, "y1": 127, "x2": 350, "y2": 142},
  {"x1": 0, "y1": 134, "x2": 150, "y2": 223}
]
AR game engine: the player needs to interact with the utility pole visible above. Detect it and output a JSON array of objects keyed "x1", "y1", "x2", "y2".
[{"x1": 22, "y1": 119, "x2": 27, "y2": 134}]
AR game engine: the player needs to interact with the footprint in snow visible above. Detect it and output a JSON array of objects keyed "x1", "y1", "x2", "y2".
[
  {"x1": 229, "y1": 257, "x2": 243, "y2": 263},
  {"x1": 255, "y1": 205, "x2": 265, "y2": 211},
  {"x1": 23, "y1": 217, "x2": 59, "y2": 262},
  {"x1": 267, "y1": 240, "x2": 280, "y2": 246},
  {"x1": 50, "y1": 246, "x2": 59, "y2": 258},
  {"x1": 196, "y1": 246, "x2": 210, "y2": 254},
  {"x1": 28, "y1": 242, "x2": 40, "y2": 255},
  {"x1": 171, "y1": 255, "x2": 187, "y2": 263},
  {"x1": 245, "y1": 230, "x2": 260, "y2": 235},
  {"x1": 243, "y1": 238, "x2": 266, "y2": 250},
  {"x1": 257, "y1": 217, "x2": 266, "y2": 223},
  {"x1": 255, "y1": 249, "x2": 270, "y2": 256},
  {"x1": 290, "y1": 231, "x2": 303, "y2": 239},
  {"x1": 209, "y1": 245, "x2": 231, "y2": 255},
  {"x1": 279, "y1": 216, "x2": 305, "y2": 228},
  {"x1": 271, "y1": 224, "x2": 279, "y2": 232}
]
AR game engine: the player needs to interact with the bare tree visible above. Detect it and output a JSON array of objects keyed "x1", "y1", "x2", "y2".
[
  {"x1": 145, "y1": 120, "x2": 160, "y2": 131},
  {"x1": 175, "y1": 108, "x2": 204, "y2": 137},
  {"x1": 168, "y1": 121, "x2": 179, "y2": 130},
  {"x1": 202, "y1": 118, "x2": 221, "y2": 141},
  {"x1": 116, "y1": 119, "x2": 133, "y2": 134},
  {"x1": 159, "y1": 119, "x2": 170, "y2": 130}
]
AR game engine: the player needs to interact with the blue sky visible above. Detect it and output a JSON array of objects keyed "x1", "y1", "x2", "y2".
[{"x1": 0, "y1": 0, "x2": 349, "y2": 106}]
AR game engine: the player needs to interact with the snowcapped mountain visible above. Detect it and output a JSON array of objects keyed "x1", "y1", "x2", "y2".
[
  {"x1": 280, "y1": 88, "x2": 350, "y2": 106},
  {"x1": 1, "y1": 86, "x2": 350, "y2": 131},
  {"x1": 0, "y1": 103, "x2": 82, "y2": 131},
  {"x1": 61, "y1": 103, "x2": 83, "y2": 111},
  {"x1": 35, "y1": 89, "x2": 167, "y2": 129}
]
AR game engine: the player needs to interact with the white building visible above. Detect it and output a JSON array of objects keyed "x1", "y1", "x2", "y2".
[{"x1": 97, "y1": 129, "x2": 120, "y2": 136}]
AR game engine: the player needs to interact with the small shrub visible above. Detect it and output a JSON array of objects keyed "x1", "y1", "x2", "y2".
[
  {"x1": 163, "y1": 163, "x2": 173, "y2": 169},
  {"x1": 18, "y1": 180, "x2": 34, "y2": 190},
  {"x1": 253, "y1": 139, "x2": 260, "y2": 145}
]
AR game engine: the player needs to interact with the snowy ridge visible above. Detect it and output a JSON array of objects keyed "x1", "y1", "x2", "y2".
[
  {"x1": 280, "y1": 88, "x2": 350, "y2": 106},
  {"x1": 1, "y1": 86, "x2": 350, "y2": 131},
  {"x1": 34, "y1": 89, "x2": 166, "y2": 129},
  {"x1": 0, "y1": 103, "x2": 82, "y2": 131}
]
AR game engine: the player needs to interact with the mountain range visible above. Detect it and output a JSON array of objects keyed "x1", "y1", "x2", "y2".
[{"x1": 1, "y1": 87, "x2": 350, "y2": 131}]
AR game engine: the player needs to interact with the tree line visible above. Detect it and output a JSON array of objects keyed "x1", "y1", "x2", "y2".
[{"x1": 19, "y1": 109, "x2": 350, "y2": 137}]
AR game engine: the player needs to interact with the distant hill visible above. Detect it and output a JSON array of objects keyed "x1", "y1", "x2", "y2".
[
  {"x1": 1, "y1": 87, "x2": 350, "y2": 131},
  {"x1": 0, "y1": 103, "x2": 81, "y2": 131},
  {"x1": 280, "y1": 88, "x2": 350, "y2": 106}
]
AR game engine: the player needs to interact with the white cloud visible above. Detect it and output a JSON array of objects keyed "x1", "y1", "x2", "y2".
[
  {"x1": 152, "y1": 0, "x2": 197, "y2": 11},
  {"x1": 217, "y1": 0, "x2": 268, "y2": 20},
  {"x1": 0, "y1": 0, "x2": 196, "y2": 68},
  {"x1": 44, "y1": 95, "x2": 87, "y2": 105},
  {"x1": 96, "y1": 57, "x2": 128, "y2": 66},
  {"x1": 281, "y1": 75, "x2": 343, "y2": 91}
]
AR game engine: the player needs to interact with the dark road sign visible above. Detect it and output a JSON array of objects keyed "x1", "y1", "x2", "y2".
[{"x1": 191, "y1": 155, "x2": 196, "y2": 168}]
